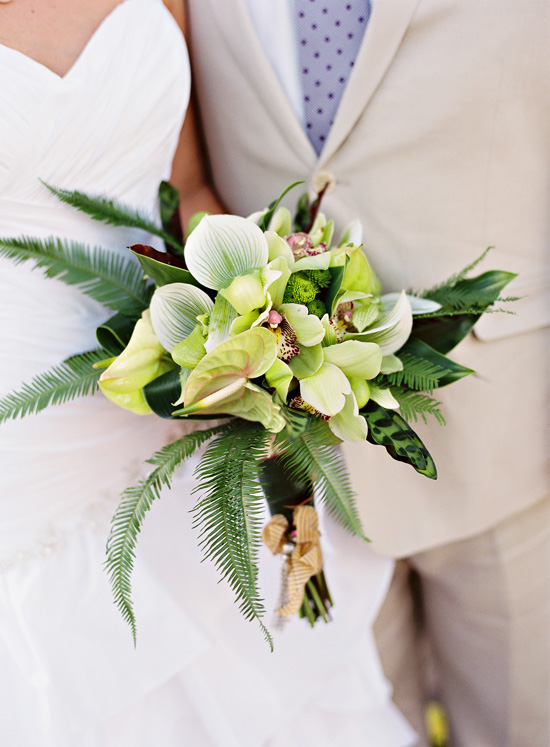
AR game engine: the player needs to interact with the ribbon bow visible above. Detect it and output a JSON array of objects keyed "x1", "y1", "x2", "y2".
[{"x1": 261, "y1": 504, "x2": 323, "y2": 617}]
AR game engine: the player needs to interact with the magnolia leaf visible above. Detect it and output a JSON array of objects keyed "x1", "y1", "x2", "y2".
[
  {"x1": 130, "y1": 245, "x2": 198, "y2": 287},
  {"x1": 143, "y1": 368, "x2": 183, "y2": 418},
  {"x1": 185, "y1": 214, "x2": 269, "y2": 290},
  {"x1": 150, "y1": 283, "x2": 214, "y2": 352},
  {"x1": 322, "y1": 340, "x2": 382, "y2": 379},
  {"x1": 300, "y1": 362, "x2": 351, "y2": 416},
  {"x1": 96, "y1": 312, "x2": 138, "y2": 356}
]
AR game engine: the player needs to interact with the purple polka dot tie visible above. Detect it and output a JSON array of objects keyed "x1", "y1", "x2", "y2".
[{"x1": 296, "y1": 0, "x2": 372, "y2": 154}]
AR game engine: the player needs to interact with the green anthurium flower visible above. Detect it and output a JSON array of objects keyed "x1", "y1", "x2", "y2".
[
  {"x1": 149, "y1": 282, "x2": 214, "y2": 352},
  {"x1": 171, "y1": 324, "x2": 207, "y2": 369},
  {"x1": 322, "y1": 339, "x2": 382, "y2": 379},
  {"x1": 300, "y1": 362, "x2": 351, "y2": 417},
  {"x1": 173, "y1": 327, "x2": 283, "y2": 430},
  {"x1": 347, "y1": 291, "x2": 413, "y2": 355},
  {"x1": 98, "y1": 310, "x2": 174, "y2": 415},
  {"x1": 328, "y1": 392, "x2": 368, "y2": 442},
  {"x1": 184, "y1": 214, "x2": 269, "y2": 291}
]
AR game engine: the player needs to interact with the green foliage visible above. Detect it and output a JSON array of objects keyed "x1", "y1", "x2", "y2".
[
  {"x1": 105, "y1": 423, "x2": 230, "y2": 644},
  {"x1": 275, "y1": 419, "x2": 366, "y2": 539},
  {"x1": 158, "y1": 180, "x2": 184, "y2": 256},
  {"x1": 305, "y1": 268, "x2": 332, "y2": 288},
  {"x1": 0, "y1": 235, "x2": 151, "y2": 316},
  {"x1": 283, "y1": 272, "x2": 319, "y2": 304},
  {"x1": 192, "y1": 421, "x2": 274, "y2": 648},
  {"x1": 43, "y1": 183, "x2": 183, "y2": 254},
  {"x1": 306, "y1": 298, "x2": 327, "y2": 318},
  {"x1": 363, "y1": 403, "x2": 437, "y2": 479},
  {"x1": 0, "y1": 349, "x2": 106, "y2": 424},
  {"x1": 259, "y1": 181, "x2": 304, "y2": 232},
  {"x1": 385, "y1": 355, "x2": 451, "y2": 394},
  {"x1": 391, "y1": 389, "x2": 446, "y2": 426}
]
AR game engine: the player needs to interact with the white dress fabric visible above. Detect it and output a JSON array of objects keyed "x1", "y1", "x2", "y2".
[{"x1": 0, "y1": 1, "x2": 416, "y2": 745}]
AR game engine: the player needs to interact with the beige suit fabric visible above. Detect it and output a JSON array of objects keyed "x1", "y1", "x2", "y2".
[
  {"x1": 187, "y1": 2, "x2": 550, "y2": 743},
  {"x1": 187, "y1": 0, "x2": 549, "y2": 558}
]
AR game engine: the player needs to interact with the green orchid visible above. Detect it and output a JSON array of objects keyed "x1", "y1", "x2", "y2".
[
  {"x1": 173, "y1": 327, "x2": 285, "y2": 432},
  {"x1": 98, "y1": 310, "x2": 174, "y2": 415}
]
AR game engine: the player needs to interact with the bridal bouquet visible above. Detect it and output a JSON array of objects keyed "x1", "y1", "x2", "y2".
[{"x1": 0, "y1": 182, "x2": 516, "y2": 647}]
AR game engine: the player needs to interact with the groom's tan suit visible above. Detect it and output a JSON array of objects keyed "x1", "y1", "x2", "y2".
[{"x1": 187, "y1": 1, "x2": 549, "y2": 744}]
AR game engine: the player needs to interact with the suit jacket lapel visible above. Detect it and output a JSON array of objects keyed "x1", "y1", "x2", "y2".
[
  {"x1": 204, "y1": 0, "x2": 317, "y2": 168},
  {"x1": 319, "y1": 0, "x2": 421, "y2": 165}
]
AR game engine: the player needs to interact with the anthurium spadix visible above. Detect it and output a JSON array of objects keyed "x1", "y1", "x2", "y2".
[
  {"x1": 172, "y1": 327, "x2": 285, "y2": 432},
  {"x1": 150, "y1": 282, "x2": 214, "y2": 352},
  {"x1": 98, "y1": 310, "x2": 174, "y2": 415}
]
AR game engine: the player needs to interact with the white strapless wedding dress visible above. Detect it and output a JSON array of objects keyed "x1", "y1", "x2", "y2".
[{"x1": 0, "y1": 1, "x2": 416, "y2": 745}]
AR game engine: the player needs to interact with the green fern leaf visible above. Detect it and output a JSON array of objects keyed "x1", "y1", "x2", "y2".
[
  {"x1": 391, "y1": 389, "x2": 446, "y2": 426},
  {"x1": 0, "y1": 349, "x2": 106, "y2": 424},
  {"x1": 387, "y1": 354, "x2": 451, "y2": 393},
  {"x1": 276, "y1": 420, "x2": 366, "y2": 540},
  {"x1": 0, "y1": 235, "x2": 151, "y2": 316},
  {"x1": 192, "y1": 421, "x2": 273, "y2": 649},
  {"x1": 105, "y1": 423, "x2": 230, "y2": 644},
  {"x1": 43, "y1": 183, "x2": 184, "y2": 254}
]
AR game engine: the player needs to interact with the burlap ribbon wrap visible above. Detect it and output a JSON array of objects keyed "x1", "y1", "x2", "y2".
[{"x1": 261, "y1": 505, "x2": 323, "y2": 617}]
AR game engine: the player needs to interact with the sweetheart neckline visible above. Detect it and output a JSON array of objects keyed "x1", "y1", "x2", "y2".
[{"x1": 0, "y1": 0, "x2": 136, "y2": 81}]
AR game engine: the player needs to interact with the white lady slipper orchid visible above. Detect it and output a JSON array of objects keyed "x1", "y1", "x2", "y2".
[
  {"x1": 184, "y1": 214, "x2": 269, "y2": 290},
  {"x1": 150, "y1": 282, "x2": 214, "y2": 352}
]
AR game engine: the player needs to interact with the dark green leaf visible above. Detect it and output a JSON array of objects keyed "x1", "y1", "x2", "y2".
[
  {"x1": 394, "y1": 338, "x2": 474, "y2": 388},
  {"x1": 363, "y1": 403, "x2": 437, "y2": 479},
  {"x1": 130, "y1": 244, "x2": 202, "y2": 288},
  {"x1": 259, "y1": 181, "x2": 304, "y2": 231},
  {"x1": 258, "y1": 454, "x2": 313, "y2": 522},
  {"x1": 158, "y1": 181, "x2": 185, "y2": 257},
  {"x1": 143, "y1": 368, "x2": 182, "y2": 418},
  {"x1": 96, "y1": 312, "x2": 139, "y2": 355}
]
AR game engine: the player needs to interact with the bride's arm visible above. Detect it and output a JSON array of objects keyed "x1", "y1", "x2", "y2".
[{"x1": 163, "y1": 0, "x2": 226, "y2": 227}]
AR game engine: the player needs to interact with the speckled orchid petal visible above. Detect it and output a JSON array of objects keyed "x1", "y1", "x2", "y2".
[
  {"x1": 150, "y1": 282, "x2": 214, "y2": 352},
  {"x1": 184, "y1": 214, "x2": 269, "y2": 290},
  {"x1": 278, "y1": 303, "x2": 325, "y2": 347}
]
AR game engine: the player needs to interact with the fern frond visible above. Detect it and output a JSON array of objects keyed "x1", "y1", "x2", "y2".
[
  {"x1": 392, "y1": 389, "x2": 446, "y2": 425},
  {"x1": 276, "y1": 420, "x2": 366, "y2": 540},
  {"x1": 0, "y1": 349, "x2": 106, "y2": 424},
  {"x1": 0, "y1": 235, "x2": 151, "y2": 315},
  {"x1": 105, "y1": 423, "x2": 229, "y2": 644},
  {"x1": 192, "y1": 421, "x2": 273, "y2": 649},
  {"x1": 387, "y1": 354, "x2": 452, "y2": 393},
  {"x1": 418, "y1": 247, "x2": 493, "y2": 298},
  {"x1": 43, "y1": 184, "x2": 184, "y2": 254}
]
